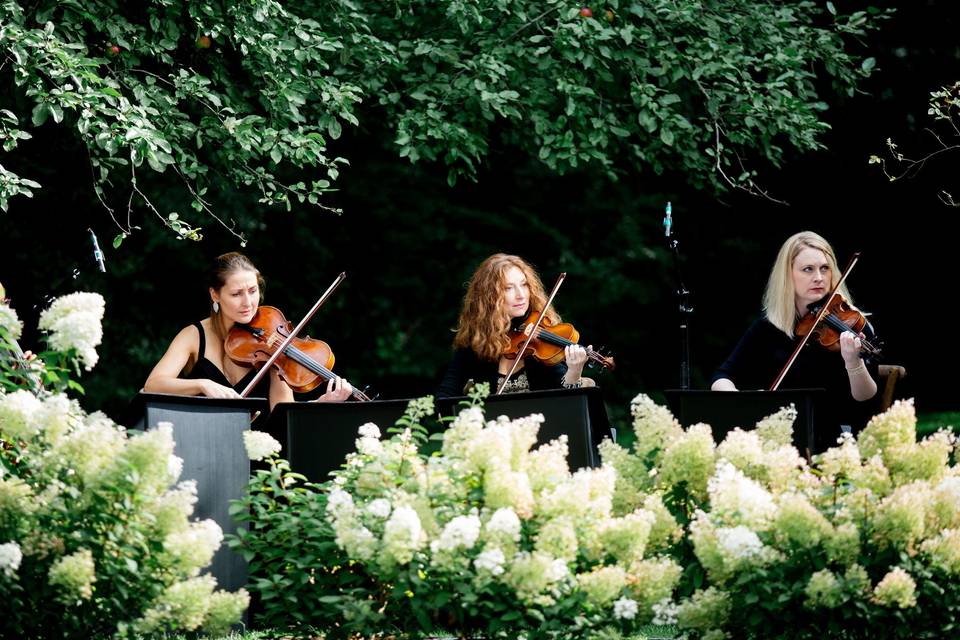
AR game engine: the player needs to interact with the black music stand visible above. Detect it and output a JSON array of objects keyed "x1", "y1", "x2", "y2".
[
  {"x1": 122, "y1": 392, "x2": 267, "y2": 593},
  {"x1": 663, "y1": 388, "x2": 826, "y2": 457},
  {"x1": 268, "y1": 387, "x2": 611, "y2": 484}
]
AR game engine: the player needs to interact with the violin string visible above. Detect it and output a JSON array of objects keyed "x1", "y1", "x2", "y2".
[
  {"x1": 531, "y1": 327, "x2": 607, "y2": 364},
  {"x1": 820, "y1": 314, "x2": 879, "y2": 353},
  {"x1": 268, "y1": 331, "x2": 369, "y2": 400}
]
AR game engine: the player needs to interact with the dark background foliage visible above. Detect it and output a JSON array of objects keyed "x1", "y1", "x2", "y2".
[{"x1": 3, "y1": 0, "x2": 958, "y2": 424}]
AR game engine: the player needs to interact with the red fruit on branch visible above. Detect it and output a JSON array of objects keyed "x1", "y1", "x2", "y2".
[
  {"x1": 579, "y1": 7, "x2": 593, "y2": 18},
  {"x1": 196, "y1": 35, "x2": 212, "y2": 49}
]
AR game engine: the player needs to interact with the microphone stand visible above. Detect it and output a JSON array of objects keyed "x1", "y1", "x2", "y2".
[{"x1": 664, "y1": 203, "x2": 694, "y2": 389}]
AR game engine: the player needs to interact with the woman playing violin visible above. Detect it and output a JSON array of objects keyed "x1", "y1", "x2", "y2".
[
  {"x1": 144, "y1": 252, "x2": 352, "y2": 410},
  {"x1": 437, "y1": 253, "x2": 588, "y2": 398},
  {"x1": 711, "y1": 231, "x2": 878, "y2": 435}
]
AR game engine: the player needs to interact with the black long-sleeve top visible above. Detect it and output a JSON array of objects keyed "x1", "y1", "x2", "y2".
[
  {"x1": 711, "y1": 317, "x2": 880, "y2": 437},
  {"x1": 436, "y1": 348, "x2": 568, "y2": 398}
]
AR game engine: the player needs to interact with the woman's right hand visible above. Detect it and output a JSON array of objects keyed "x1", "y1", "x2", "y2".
[
  {"x1": 710, "y1": 377, "x2": 739, "y2": 391},
  {"x1": 197, "y1": 379, "x2": 242, "y2": 399}
]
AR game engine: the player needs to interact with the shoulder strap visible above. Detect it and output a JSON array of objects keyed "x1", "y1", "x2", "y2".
[{"x1": 193, "y1": 321, "x2": 206, "y2": 358}]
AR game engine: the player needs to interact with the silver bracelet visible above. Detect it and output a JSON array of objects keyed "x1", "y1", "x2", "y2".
[
  {"x1": 845, "y1": 362, "x2": 866, "y2": 375},
  {"x1": 562, "y1": 379, "x2": 583, "y2": 389}
]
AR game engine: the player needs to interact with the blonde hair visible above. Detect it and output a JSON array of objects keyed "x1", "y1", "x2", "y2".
[
  {"x1": 453, "y1": 254, "x2": 561, "y2": 362},
  {"x1": 763, "y1": 231, "x2": 853, "y2": 337}
]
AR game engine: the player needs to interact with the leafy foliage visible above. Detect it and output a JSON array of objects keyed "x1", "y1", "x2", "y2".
[
  {"x1": 0, "y1": 291, "x2": 247, "y2": 638},
  {"x1": 1, "y1": 0, "x2": 888, "y2": 238}
]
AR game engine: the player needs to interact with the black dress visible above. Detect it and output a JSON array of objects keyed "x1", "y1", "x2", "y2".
[
  {"x1": 436, "y1": 348, "x2": 568, "y2": 398},
  {"x1": 181, "y1": 322, "x2": 271, "y2": 399},
  {"x1": 711, "y1": 317, "x2": 880, "y2": 437}
]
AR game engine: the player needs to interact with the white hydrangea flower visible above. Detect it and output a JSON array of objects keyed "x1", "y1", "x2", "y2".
[
  {"x1": 242, "y1": 430, "x2": 281, "y2": 461},
  {"x1": 652, "y1": 597, "x2": 681, "y2": 625},
  {"x1": 167, "y1": 454, "x2": 184, "y2": 483},
  {"x1": 366, "y1": 498, "x2": 392, "y2": 519},
  {"x1": 0, "y1": 541, "x2": 23, "y2": 578},
  {"x1": 0, "y1": 301, "x2": 22, "y2": 340},
  {"x1": 431, "y1": 513, "x2": 481, "y2": 553},
  {"x1": 486, "y1": 507, "x2": 522, "y2": 542},
  {"x1": 164, "y1": 520, "x2": 224, "y2": 576},
  {"x1": 717, "y1": 429, "x2": 765, "y2": 473},
  {"x1": 356, "y1": 435, "x2": 383, "y2": 456},
  {"x1": 326, "y1": 487, "x2": 355, "y2": 520},
  {"x1": 0, "y1": 389, "x2": 43, "y2": 440},
  {"x1": 38, "y1": 292, "x2": 105, "y2": 370},
  {"x1": 613, "y1": 596, "x2": 639, "y2": 620},
  {"x1": 716, "y1": 525, "x2": 765, "y2": 561},
  {"x1": 708, "y1": 461, "x2": 778, "y2": 529},
  {"x1": 48, "y1": 548, "x2": 97, "y2": 600},
  {"x1": 333, "y1": 521, "x2": 377, "y2": 561},
  {"x1": 37, "y1": 393, "x2": 80, "y2": 445},
  {"x1": 872, "y1": 567, "x2": 917, "y2": 608},
  {"x1": 474, "y1": 547, "x2": 506, "y2": 575},
  {"x1": 358, "y1": 422, "x2": 381, "y2": 439},
  {"x1": 382, "y1": 505, "x2": 424, "y2": 565},
  {"x1": 546, "y1": 558, "x2": 569, "y2": 583}
]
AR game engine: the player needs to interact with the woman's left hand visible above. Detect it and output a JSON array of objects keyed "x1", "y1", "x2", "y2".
[
  {"x1": 564, "y1": 344, "x2": 589, "y2": 378},
  {"x1": 839, "y1": 331, "x2": 863, "y2": 368},
  {"x1": 313, "y1": 376, "x2": 353, "y2": 403}
]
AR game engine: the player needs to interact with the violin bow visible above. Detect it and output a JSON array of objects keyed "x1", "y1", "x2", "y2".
[
  {"x1": 769, "y1": 252, "x2": 860, "y2": 391},
  {"x1": 240, "y1": 272, "x2": 347, "y2": 398},
  {"x1": 497, "y1": 272, "x2": 566, "y2": 395}
]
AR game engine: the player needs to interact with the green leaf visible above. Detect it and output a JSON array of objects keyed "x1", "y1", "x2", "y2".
[
  {"x1": 327, "y1": 119, "x2": 342, "y2": 140},
  {"x1": 31, "y1": 103, "x2": 50, "y2": 127},
  {"x1": 861, "y1": 57, "x2": 876, "y2": 72}
]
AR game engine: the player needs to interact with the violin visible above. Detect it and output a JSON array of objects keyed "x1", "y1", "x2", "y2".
[
  {"x1": 504, "y1": 310, "x2": 615, "y2": 370},
  {"x1": 224, "y1": 305, "x2": 373, "y2": 401},
  {"x1": 795, "y1": 294, "x2": 882, "y2": 358}
]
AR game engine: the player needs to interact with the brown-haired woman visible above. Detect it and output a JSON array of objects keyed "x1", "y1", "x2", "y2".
[
  {"x1": 144, "y1": 252, "x2": 352, "y2": 410},
  {"x1": 436, "y1": 253, "x2": 588, "y2": 398}
]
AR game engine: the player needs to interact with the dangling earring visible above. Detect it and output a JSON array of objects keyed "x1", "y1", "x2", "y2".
[{"x1": 212, "y1": 301, "x2": 220, "y2": 313}]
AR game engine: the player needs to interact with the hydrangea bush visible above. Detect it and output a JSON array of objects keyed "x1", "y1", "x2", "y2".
[
  {"x1": 0, "y1": 292, "x2": 248, "y2": 637},
  {"x1": 232, "y1": 389, "x2": 681, "y2": 639},
  {"x1": 600, "y1": 395, "x2": 960, "y2": 639},
  {"x1": 1, "y1": 291, "x2": 105, "y2": 394},
  {"x1": 236, "y1": 387, "x2": 960, "y2": 639}
]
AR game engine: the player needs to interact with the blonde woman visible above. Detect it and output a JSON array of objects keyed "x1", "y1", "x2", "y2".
[
  {"x1": 711, "y1": 231, "x2": 878, "y2": 433},
  {"x1": 145, "y1": 252, "x2": 352, "y2": 409},
  {"x1": 437, "y1": 254, "x2": 588, "y2": 397}
]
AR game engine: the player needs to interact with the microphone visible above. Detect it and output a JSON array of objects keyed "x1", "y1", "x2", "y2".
[
  {"x1": 88, "y1": 229, "x2": 106, "y2": 273},
  {"x1": 663, "y1": 201, "x2": 673, "y2": 238}
]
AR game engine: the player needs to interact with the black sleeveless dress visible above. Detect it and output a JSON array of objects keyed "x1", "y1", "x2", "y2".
[{"x1": 181, "y1": 322, "x2": 271, "y2": 399}]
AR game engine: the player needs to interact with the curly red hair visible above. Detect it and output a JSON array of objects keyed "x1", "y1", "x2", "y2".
[{"x1": 453, "y1": 254, "x2": 561, "y2": 362}]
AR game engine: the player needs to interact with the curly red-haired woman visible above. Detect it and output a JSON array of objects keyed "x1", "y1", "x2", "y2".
[{"x1": 436, "y1": 254, "x2": 588, "y2": 397}]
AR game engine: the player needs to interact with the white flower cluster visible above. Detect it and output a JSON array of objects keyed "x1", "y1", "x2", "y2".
[
  {"x1": 0, "y1": 389, "x2": 43, "y2": 440},
  {"x1": 707, "y1": 462, "x2": 777, "y2": 530},
  {"x1": 38, "y1": 292, "x2": 105, "y2": 370},
  {"x1": 0, "y1": 541, "x2": 23, "y2": 578},
  {"x1": 355, "y1": 421, "x2": 383, "y2": 456},
  {"x1": 325, "y1": 404, "x2": 684, "y2": 621},
  {"x1": 0, "y1": 300, "x2": 23, "y2": 340},
  {"x1": 242, "y1": 429, "x2": 281, "y2": 461}
]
